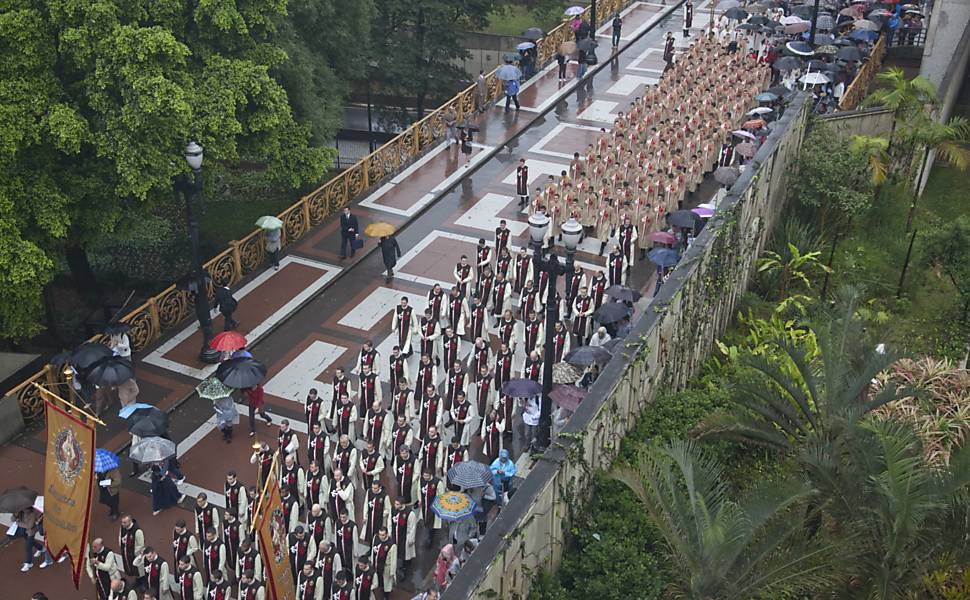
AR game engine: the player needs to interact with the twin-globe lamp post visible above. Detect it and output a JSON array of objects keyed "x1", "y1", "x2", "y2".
[{"x1": 527, "y1": 213, "x2": 583, "y2": 451}]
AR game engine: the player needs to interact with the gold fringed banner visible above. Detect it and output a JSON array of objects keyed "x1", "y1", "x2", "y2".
[
  {"x1": 254, "y1": 452, "x2": 294, "y2": 599},
  {"x1": 43, "y1": 399, "x2": 96, "y2": 589}
]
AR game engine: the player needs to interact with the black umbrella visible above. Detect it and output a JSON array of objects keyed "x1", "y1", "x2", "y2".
[
  {"x1": 522, "y1": 27, "x2": 545, "y2": 41},
  {"x1": 103, "y1": 322, "x2": 131, "y2": 336},
  {"x1": 605, "y1": 284, "x2": 641, "y2": 303},
  {"x1": 603, "y1": 338, "x2": 626, "y2": 353},
  {"x1": 129, "y1": 408, "x2": 169, "y2": 437},
  {"x1": 723, "y1": 7, "x2": 748, "y2": 19},
  {"x1": 736, "y1": 22, "x2": 760, "y2": 30},
  {"x1": 71, "y1": 342, "x2": 113, "y2": 372},
  {"x1": 766, "y1": 85, "x2": 794, "y2": 98},
  {"x1": 175, "y1": 272, "x2": 211, "y2": 292},
  {"x1": 564, "y1": 345, "x2": 613, "y2": 367},
  {"x1": 773, "y1": 56, "x2": 802, "y2": 71},
  {"x1": 49, "y1": 350, "x2": 73, "y2": 368},
  {"x1": 814, "y1": 33, "x2": 836, "y2": 45},
  {"x1": 836, "y1": 46, "x2": 864, "y2": 61},
  {"x1": 216, "y1": 357, "x2": 267, "y2": 389},
  {"x1": 86, "y1": 357, "x2": 135, "y2": 387},
  {"x1": 0, "y1": 486, "x2": 38, "y2": 513},
  {"x1": 577, "y1": 38, "x2": 597, "y2": 52},
  {"x1": 594, "y1": 302, "x2": 631, "y2": 325},
  {"x1": 501, "y1": 378, "x2": 542, "y2": 398},
  {"x1": 447, "y1": 462, "x2": 493, "y2": 488},
  {"x1": 748, "y1": 15, "x2": 770, "y2": 25},
  {"x1": 668, "y1": 209, "x2": 701, "y2": 229},
  {"x1": 714, "y1": 166, "x2": 740, "y2": 186}
]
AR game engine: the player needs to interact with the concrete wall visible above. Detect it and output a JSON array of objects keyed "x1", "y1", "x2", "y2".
[
  {"x1": 820, "y1": 107, "x2": 895, "y2": 140},
  {"x1": 457, "y1": 32, "x2": 530, "y2": 77},
  {"x1": 443, "y1": 94, "x2": 812, "y2": 600}
]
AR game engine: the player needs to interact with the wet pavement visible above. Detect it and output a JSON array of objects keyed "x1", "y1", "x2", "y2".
[{"x1": 0, "y1": 1, "x2": 737, "y2": 597}]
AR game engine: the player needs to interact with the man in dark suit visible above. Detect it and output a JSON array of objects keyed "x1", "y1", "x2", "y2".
[{"x1": 340, "y1": 206, "x2": 360, "y2": 259}]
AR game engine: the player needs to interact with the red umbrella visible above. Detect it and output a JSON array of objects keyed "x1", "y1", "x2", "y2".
[
  {"x1": 649, "y1": 231, "x2": 678, "y2": 244},
  {"x1": 550, "y1": 384, "x2": 585, "y2": 412},
  {"x1": 210, "y1": 331, "x2": 247, "y2": 352},
  {"x1": 742, "y1": 119, "x2": 766, "y2": 129}
]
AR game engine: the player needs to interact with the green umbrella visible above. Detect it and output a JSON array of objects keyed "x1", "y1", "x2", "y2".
[
  {"x1": 196, "y1": 377, "x2": 234, "y2": 400},
  {"x1": 255, "y1": 215, "x2": 283, "y2": 230}
]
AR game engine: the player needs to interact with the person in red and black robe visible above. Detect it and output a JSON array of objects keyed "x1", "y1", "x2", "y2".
[
  {"x1": 296, "y1": 561, "x2": 322, "y2": 600},
  {"x1": 466, "y1": 337, "x2": 491, "y2": 379},
  {"x1": 358, "y1": 363, "x2": 381, "y2": 414},
  {"x1": 496, "y1": 311, "x2": 518, "y2": 354},
  {"x1": 440, "y1": 328, "x2": 461, "y2": 376},
  {"x1": 512, "y1": 247, "x2": 533, "y2": 293},
  {"x1": 394, "y1": 446, "x2": 419, "y2": 505},
  {"x1": 454, "y1": 256, "x2": 474, "y2": 297},
  {"x1": 519, "y1": 279, "x2": 541, "y2": 321},
  {"x1": 472, "y1": 365, "x2": 493, "y2": 417},
  {"x1": 477, "y1": 268, "x2": 495, "y2": 317},
  {"x1": 495, "y1": 246, "x2": 513, "y2": 281},
  {"x1": 172, "y1": 520, "x2": 199, "y2": 570},
  {"x1": 134, "y1": 547, "x2": 169, "y2": 600},
  {"x1": 444, "y1": 361, "x2": 466, "y2": 416},
  {"x1": 467, "y1": 295, "x2": 488, "y2": 341},
  {"x1": 307, "y1": 423, "x2": 329, "y2": 471},
  {"x1": 333, "y1": 393, "x2": 358, "y2": 439},
  {"x1": 607, "y1": 244, "x2": 626, "y2": 287},
  {"x1": 413, "y1": 353, "x2": 437, "y2": 407},
  {"x1": 305, "y1": 388, "x2": 324, "y2": 433},
  {"x1": 221, "y1": 511, "x2": 243, "y2": 575},
  {"x1": 563, "y1": 263, "x2": 587, "y2": 320},
  {"x1": 480, "y1": 409, "x2": 505, "y2": 461},
  {"x1": 176, "y1": 557, "x2": 203, "y2": 600},
  {"x1": 205, "y1": 569, "x2": 231, "y2": 600},
  {"x1": 522, "y1": 350, "x2": 542, "y2": 382},
  {"x1": 237, "y1": 569, "x2": 265, "y2": 600},
  {"x1": 334, "y1": 511, "x2": 359, "y2": 580},
  {"x1": 589, "y1": 270, "x2": 609, "y2": 310},
  {"x1": 388, "y1": 347, "x2": 408, "y2": 396},
  {"x1": 314, "y1": 541, "x2": 342, "y2": 599},
  {"x1": 357, "y1": 340, "x2": 380, "y2": 376},
  {"x1": 445, "y1": 436, "x2": 469, "y2": 472},
  {"x1": 390, "y1": 414, "x2": 413, "y2": 460},
  {"x1": 331, "y1": 369, "x2": 352, "y2": 421},
  {"x1": 331, "y1": 571, "x2": 352, "y2": 600},
  {"x1": 418, "y1": 470, "x2": 445, "y2": 546},
  {"x1": 288, "y1": 527, "x2": 310, "y2": 580},
  {"x1": 418, "y1": 308, "x2": 439, "y2": 358},
  {"x1": 201, "y1": 527, "x2": 226, "y2": 584},
  {"x1": 551, "y1": 320, "x2": 571, "y2": 362},
  {"x1": 194, "y1": 494, "x2": 220, "y2": 541},
  {"x1": 418, "y1": 386, "x2": 442, "y2": 440},
  {"x1": 495, "y1": 220, "x2": 511, "y2": 258},
  {"x1": 426, "y1": 284, "x2": 445, "y2": 322},
  {"x1": 523, "y1": 310, "x2": 543, "y2": 356},
  {"x1": 354, "y1": 557, "x2": 377, "y2": 600},
  {"x1": 420, "y1": 426, "x2": 444, "y2": 477},
  {"x1": 493, "y1": 343, "x2": 514, "y2": 393},
  {"x1": 224, "y1": 471, "x2": 247, "y2": 529}
]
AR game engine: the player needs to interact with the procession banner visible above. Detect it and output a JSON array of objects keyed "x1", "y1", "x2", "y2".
[
  {"x1": 254, "y1": 454, "x2": 294, "y2": 599},
  {"x1": 43, "y1": 399, "x2": 96, "y2": 588}
]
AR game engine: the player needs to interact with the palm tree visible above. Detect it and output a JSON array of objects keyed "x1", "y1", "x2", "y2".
[
  {"x1": 611, "y1": 440, "x2": 841, "y2": 600},
  {"x1": 850, "y1": 134, "x2": 890, "y2": 188},
  {"x1": 800, "y1": 419, "x2": 970, "y2": 599},
  {"x1": 863, "y1": 68, "x2": 939, "y2": 124},
  {"x1": 696, "y1": 287, "x2": 898, "y2": 453},
  {"x1": 756, "y1": 242, "x2": 831, "y2": 313}
]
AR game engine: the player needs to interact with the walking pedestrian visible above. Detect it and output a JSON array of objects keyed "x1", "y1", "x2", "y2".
[
  {"x1": 516, "y1": 159, "x2": 529, "y2": 207},
  {"x1": 503, "y1": 78, "x2": 520, "y2": 112},
  {"x1": 577, "y1": 49, "x2": 588, "y2": 78},
  {"x1": 379, "y1": 235, "x2": 403, "y2": 282},
  {"x1": 683, "y1": 0, "x2": 694, "y2": 37},
  {"x1": 556, "y1": 52, "x2": 567, "y2": 81},
  {"x1": 264, "y1": 226, "x2": 281, "y2": 270},
  {"x1": 97, "y1": 466, "x2": 122, "y2": 521},
  {"x1": 459, "y1": 128, "x2": 473, "y2": 167},
  {"x1": 475, "y1": 70, "x2": 487, "y2": 112},
  {"x1": 212, "y1": 395, "x2": 239, "y2": 443},
  {"x1": 8, "y1": 507, "x2": 54, "y2": 572},
  {"x1": 443, "y1": 107, "x2": 458, "y2": 145},
  {"x1": 244, "y1": 384, "x2": 272, "y2": 436},
  {"x1": 339, "y1": 206, "x2": 360, "y2": 259},
  {"x1": 611, "y1": 15, "x2": 622, "y2": 48},
  {"x1": 215, "y1": 286, "x2": 238, "y2": 331},
  {"x1": 150, "y1": 464, "x2": 184, "y2": 516},
  {"x1": 663, "y1": 32, "x2": 676, "y2": 71}
]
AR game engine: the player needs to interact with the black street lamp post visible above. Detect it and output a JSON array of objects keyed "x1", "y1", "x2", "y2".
[
  {"x1": 180, "y1": 141, "x2": 221, "y2": 364},
  {"x1": 528, "y1": 214, "x2": 583, "y2": 451},
  {"x1": 591, "y1": 0, "x2": 598, "y2": 32},
  {"x1": 808, "y1": 0, "x2": 822, "y2": 46},
  {"x1": 366, "y1": 60, "x2": 379, "y2": 153}
]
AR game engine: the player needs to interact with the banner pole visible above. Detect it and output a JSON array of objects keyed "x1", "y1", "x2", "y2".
[
  {"x1": 250, "y1": 449, "x2": 281, "y2": 533},
  {"x1": 32, "y1": 382, "x2": 106, "y2": 426}
]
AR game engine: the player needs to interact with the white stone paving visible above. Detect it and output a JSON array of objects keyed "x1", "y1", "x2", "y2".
[{"x1": 454, "y1": 193, "x2": 529, "y2": 236}]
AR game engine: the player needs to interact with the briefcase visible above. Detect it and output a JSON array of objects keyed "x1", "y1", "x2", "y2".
[{"x1": 351, "y1": 237, "x2": 364, "y2": 251}]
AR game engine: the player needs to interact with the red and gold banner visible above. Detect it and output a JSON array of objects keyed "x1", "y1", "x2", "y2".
[
  {"x1": 254, "y1": 453, "x2": 294, "y2": 599},
  {"x1": 43, "y1": 400, "x2": 96, "y2": 588}
]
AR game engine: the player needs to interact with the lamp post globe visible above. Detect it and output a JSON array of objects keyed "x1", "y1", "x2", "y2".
[
  {"x1": 528, "y1": 212, "x2": 550, "y2": 249},
  {"x1": 560, "y1": 218, "x2": 583, "y2": 253}
]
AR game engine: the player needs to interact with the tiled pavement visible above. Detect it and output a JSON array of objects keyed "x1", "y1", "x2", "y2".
[{"x1": 0, "y1": 2, "x2": 733, "y2": 597}]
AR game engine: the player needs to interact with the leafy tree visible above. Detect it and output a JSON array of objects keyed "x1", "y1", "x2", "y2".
[
  {"x1": 922, "y1": 216, "x2": 970, "y2": 321},
  {"x1": 612, "y1": 440, "x2": 839, "y2": 600},
  {"x1": 0, "y1": 0, "x2": 332, "y2": 338},
  {"x1": 371, "y1": 0, "x2": 506, "y2": 121},
  {"x1": 791, "y1": 121, "x2": 874, "y2": 238},
  {"x1": 756, "y1": 243, "x2": 831, "y2": 313}
]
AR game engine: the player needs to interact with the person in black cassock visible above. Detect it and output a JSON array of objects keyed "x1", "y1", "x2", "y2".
[
  {"x1": 215, "y1": 286, "x2": 238, "y2": 331},
  {"x1": 379, "y1": 235, "x2": 403, "y2": 282}
]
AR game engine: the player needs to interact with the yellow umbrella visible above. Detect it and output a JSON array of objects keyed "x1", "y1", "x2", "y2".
[
  {"x1": 364, "y1": 222, "x2": 396, "y2": 237},
  {"x1": 559, "y1": 41, "x2": 577, "y2": 55}
]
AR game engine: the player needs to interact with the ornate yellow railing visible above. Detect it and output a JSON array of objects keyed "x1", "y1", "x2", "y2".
[
  {"x1": 7, "y1": 0, "x2": 629, "y2": 423},
  {"x1": 838, "y1": 35, "x2": 887, "y2": 111}
]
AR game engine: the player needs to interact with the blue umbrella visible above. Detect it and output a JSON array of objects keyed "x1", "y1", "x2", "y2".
[
  {"x1": 755, "y1": 91, "x2": 780, "y2": 102},
  {"x1": 516, "y1": 41, "x2": 536, "y2": 50},
  {"x1": 118, "y1": 403, "x2": 154, "y2": 419},
  {"x1": 648, "y1": 248, "x2": 680, "y2": 268},
  {"x1": 94, "y1": 449, "x2": 120, "y2": 473},
  {"x1": 849, "y1": 30, "x2": 879, "y2": 42},
  {"x1": 496, "y1": 64, "x2": 522, "y2": 81},
  {"x1": 432, "y1": 491, "x2": 477, "y2": 521},
  {"x1": 501, "y1": 378, "x2": 542, "y2": 398}
]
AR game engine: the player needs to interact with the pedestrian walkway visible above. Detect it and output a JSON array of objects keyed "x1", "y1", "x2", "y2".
[{"x1": 0, "y1": 2, "x2": 734, "y2": 596}]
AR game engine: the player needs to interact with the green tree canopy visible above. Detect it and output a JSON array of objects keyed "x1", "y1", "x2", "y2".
[
  {"x1": 0, "y1": 0, "x2": 332, "y2": 339},
  {"x1": 922, "y1": 215, "x2": 970, "y2": 321}
]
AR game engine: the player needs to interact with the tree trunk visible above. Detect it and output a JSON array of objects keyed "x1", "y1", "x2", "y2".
[
  {"x1": 415, "y1": 6, "x2": 426, "y2": 119},
  {"x1": 42, "y1": 284, "x2": 63, "y2": 345},
  {"x1": 65, "y1": 243, "x2": 99, "y2": 293}
]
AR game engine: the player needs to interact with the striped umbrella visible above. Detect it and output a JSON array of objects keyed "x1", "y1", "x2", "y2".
[
  {"x1": 94, "y1": 448, "x2": 120, "y2": 473},
  {"x1": 447, "y1": 461, "x2": 493, "y2": 489}
]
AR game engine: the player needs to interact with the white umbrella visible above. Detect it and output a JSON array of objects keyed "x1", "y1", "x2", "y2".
[
  {"x1": 780, "y1": 15, "x2": 807, "y2": 25},
  {"x1": 800, "y1": 72, "x2": 831, "y2": 85},
  {"x1": 564, "y1": 6, "x2": 584, "y2": 16},
  {"x1": 747, "y1": 106, "x2": 774, "y2": 115}
]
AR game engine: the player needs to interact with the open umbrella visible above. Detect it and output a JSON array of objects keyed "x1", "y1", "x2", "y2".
[
  {"x1": 816, "y1": 14, "x2": 835, "y2": 29},
  {"x1": 559, "y1": 41, "x2": 578, "y2": 55},
  {"x1": 94, "y1": 449, "x2": 121, "y2": 473},
  {"x1": 447, "y1": 462, "x2": 493, "y2": 488},
  {"x1": 785, "y1": 41, "x2": 815, "y2": 56},
  {"x1": 553, "y1": 362, "x2": 583, "y2": 384},
  {"x1": 364, "y1": 222, "x2": 396, "y2": 237},
  {"x1": 800, "y1": 72, "x2": 831, "y2": 85},
  {"x1": 71, "y1": 342, "x2": 113, "y2": 373},
  {"x1": 103, "y1": 322, "x2": 131, "y2": 336},
  {"x1": 733, "y1": 129, "x2": 758, "y2": 140},
  {"x1": 605, "y1": 284, "x2": 641, "y2": 303},
  {"x1": 129, "y1": 437, "x2": 177, "y2": 464},
  {"x1": 736, "y1": 142, "x2": 758, "y2": 157},
  {"x1": 128, "y1": 407, "x2": 169, "y2": 437},
  {"x1": 755, "y1": 91, "x2": 780, "y2": 102},
  {"x1": 837, "y1": 46, "x2": 864, "y2": 61},
  {"x1": 849, "y1": 29, "x2": 879, "y2": 42},
  {"x1": 748, "y1": 15, "x2": 770, "y2": 25},
  {"x1": 175, "y1": 272, "x2": 211, "y2": 292},
  {"x1": 747, "y1": 106, "x2": 774, "y2": 116},
  {"x1": 196, "y1": 377, "x2": 235, "y2": 401},
  {"x1": 840, "y1": 5, "x2": 864, "y2": 17},
  {"x1": 576, "y1": 38, "x2": 597, "y2": 52},
  {"x1": 736, "y1": 22, "x2": 760, "y2": 31},
  {"x1": 594, "y1": 301, "x2": 632, "y2": 324},
  {"x1": 0, "y1": 486, "x2": 38, "y2": 513},
  {"x1": 647, "y1": 248, "x2": 680, "y2": 269},
  {"x1": 766, "y1": 85, "x2": 793, "y2": 97},
  {"x1": 692, "y1": 207, "x2": 715, "y2": 219},
  {"x1": 815, "y1": 44, "x2": 839, "y2": 55},
  {"x1": 668, "y1": 209, "x2": 700, "y2": 229},
  {"x1": 255, "y1": 216, "x2": 283, "y2": 230},
  {"x1": 432, "y1": 491, "x2": 476, "y2": 521},
  {"x1": 516, "y1": 41, "x2": 536, "y2": 51},
  {"x1": 210, "y1": 330, "x2": 247, "y2": 352},
  {"x1": 216, "y1": 357, "x2": 267, "y2": 389},
  {"x1": 853, "y1": 19, "x2": 879, "y2": 30},
  {"x1": 649, "y1": 231, "x2": 678, "y2": 244},
  {"x1": 564, "y1": 345, "x2": 613, "y2": 366},
  {"x1": 722, "y1": 7, "x2": 748, "y2": 20},
  {"x1": 814, "y1": 33, "x2": 837, "y2": 45},
  {"x1": 522, "y1": 27, "x2": 545, "y2": 41},
  {"x1": 714, "y1": 166, "x2": 740, "y2": 186},
  {"x1": 118, "y1": 403, "x2": 154, "y2": 419},
  {"x1": 779, "y1": 15, "x2": 806, "y2": 24},
  {"x1": 501, "y1": 378, "x2": 542, "y2": 398},
  {"x1": 503, "y1": 52, "x2": 520, "y2": 63},
  {"x1": 550, "y1": 384, "x2": 584, "y2": 411},
  {"x1": 496, "y1": 64, "x2": 521, "y2": 81},
  {"x1": 564, "y1": 6, "x2": 585, "y2": 16},
  {"x1": 742, "y1": 118, "x2": 767, "y2": 129},
  {"x1": 784, "y1": 21, "x2": 810, "y2": 34},
  {"x1": 86, "y1": 357, "x2": 135, "y2": 387}
]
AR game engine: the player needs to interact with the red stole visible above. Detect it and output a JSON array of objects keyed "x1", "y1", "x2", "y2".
[
  {"x1": 422, "y1": 438, "x2": 441, "y2": 473},
  {"x1": 366, "y1": 411, "x2": 386, "y2": 444}
]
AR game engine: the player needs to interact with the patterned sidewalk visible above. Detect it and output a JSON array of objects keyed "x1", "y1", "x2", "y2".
[{"x1": 0, "y1": 2, "x2": 729, "y2": 597}]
